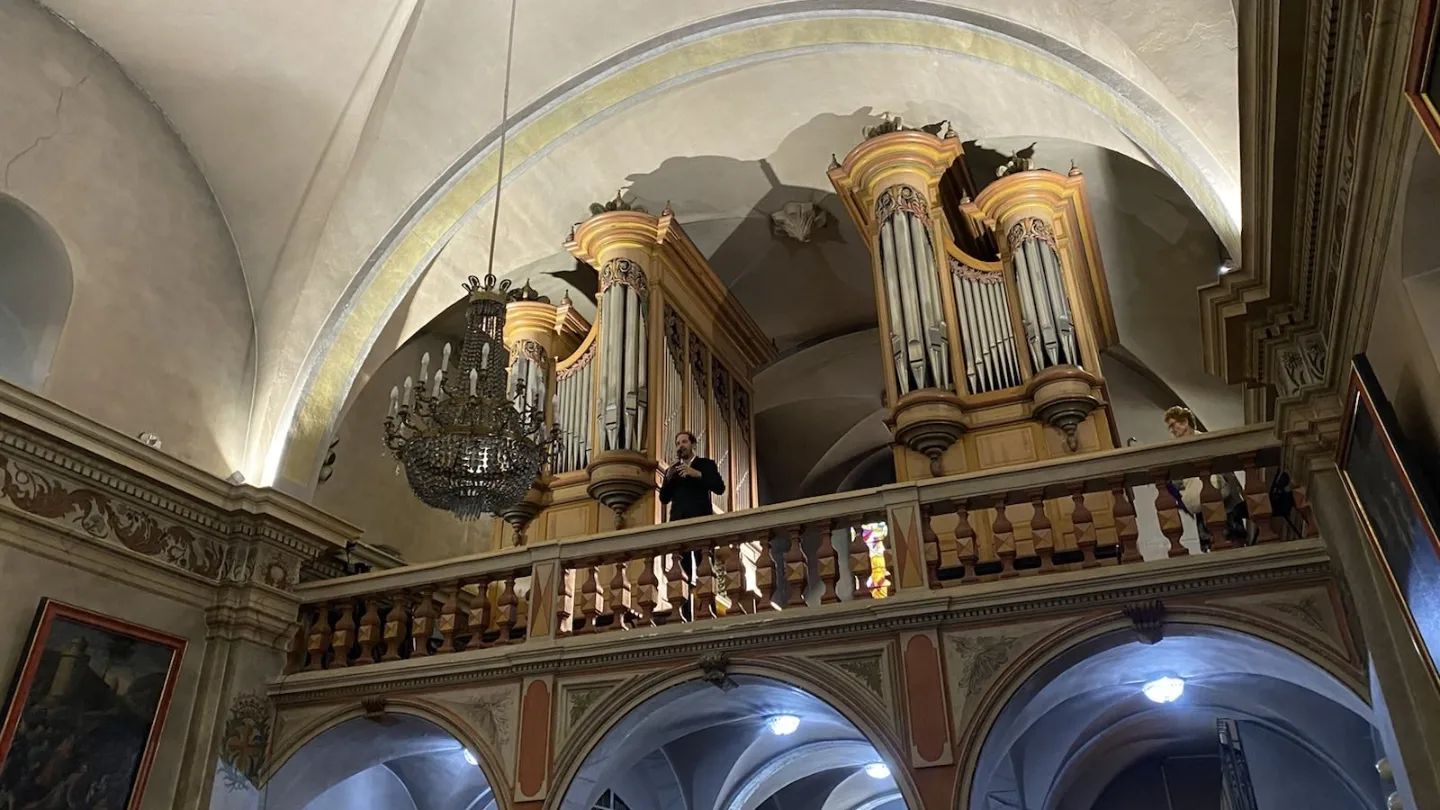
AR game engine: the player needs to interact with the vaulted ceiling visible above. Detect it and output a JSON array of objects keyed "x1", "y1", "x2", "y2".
[{"x1": 36, "y1": 0, "x2": 1241, "y2": 494}]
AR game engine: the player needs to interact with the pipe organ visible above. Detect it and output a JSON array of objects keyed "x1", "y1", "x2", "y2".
[
  {"x1": 829, "y1": 125, "x2": 1121, "y2": 482},
  {"x1": 492, "y1": 207, "x2": 773, "y2": 546}
]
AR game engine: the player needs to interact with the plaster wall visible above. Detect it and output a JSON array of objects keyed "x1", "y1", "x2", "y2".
[
  {"x1": 0, "y1": 0, "x2": 254, "y2": 477},
  {"x1": 0, "y1": 518, "x2": 211, "y2": 810}
]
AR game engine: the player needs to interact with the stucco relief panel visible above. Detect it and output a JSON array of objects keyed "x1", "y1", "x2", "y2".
[{"x1": 941, "y1": 620, "x2": 1069, "y2": 744}]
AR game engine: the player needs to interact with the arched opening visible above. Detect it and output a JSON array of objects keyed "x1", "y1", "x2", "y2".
[
  {"x1": 0, "y1": 195, "x2": 71, "y2": 391},
  {"x1": 251, "y1": 715, "x2": 498, "y2": 810},
  {"x1": 559, "y1": 675, "x2": 909, "y2": 810},
  {"x1": 968, "y1": 625, "x2": 1386, "y2": 810}
]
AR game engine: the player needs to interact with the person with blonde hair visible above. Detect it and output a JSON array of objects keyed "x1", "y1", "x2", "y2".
[{"x1": 1163, "y1": 406, "x2": 1250, "y2": 550}]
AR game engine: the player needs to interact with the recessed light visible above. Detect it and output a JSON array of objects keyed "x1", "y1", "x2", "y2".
[
  {"x1": 463, "y1": 749, "x2": 479, "y2": 766},
  {"x1": 1142, "y1": 676, "x2": 1185, "y2": 704},
  {"x1": 864, "y1": 762, "x2": 891, "y2": 779},
  {"x1": 766, "y1": 714, "x2": 800, "y2": 736}
]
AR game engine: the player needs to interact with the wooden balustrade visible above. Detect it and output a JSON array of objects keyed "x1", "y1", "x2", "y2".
[{"x1": 286, "y1": 425, "x2": 1314, "y2": 673}]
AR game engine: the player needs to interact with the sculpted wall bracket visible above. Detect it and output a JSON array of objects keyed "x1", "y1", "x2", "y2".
[{"x1": 1121, "y1": 599, "x2": 1167, "y2": 645}]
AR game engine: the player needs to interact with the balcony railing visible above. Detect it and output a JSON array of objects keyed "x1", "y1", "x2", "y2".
[{"x1": 285, "y1": 424, "x2": 1314, "y2": 673}]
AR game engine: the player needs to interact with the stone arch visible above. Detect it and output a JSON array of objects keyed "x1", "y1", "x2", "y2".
[
  {"x1": 0, "y1": 194, "x2": 72, "y2": 391},
  {"x1": 547, "y1": 659, "x2": 919, "y2": 810},
  {"x1": 263, "y1": 699, "x2": 511, "y2": 810},
  {"x1": 955, "y1": 607, "x2": 1376, "y2": 810}
]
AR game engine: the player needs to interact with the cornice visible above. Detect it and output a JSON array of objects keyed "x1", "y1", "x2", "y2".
[
  {"x1": 0, "y1": 381, "x2": 357, "y2": 591},
  {"x1": 271, "y1": 540, "x2": 1332, "y2": 704}
]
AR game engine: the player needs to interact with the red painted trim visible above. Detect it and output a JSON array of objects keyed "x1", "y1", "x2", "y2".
[
  {"x1": 0, "y1": 599, "x2": 187, "y2": 810},
  {"x1": 1405, "y1": 0, "x2": 1440, "y2": 152}
]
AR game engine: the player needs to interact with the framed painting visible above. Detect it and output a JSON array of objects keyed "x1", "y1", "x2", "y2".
[
  {"x1": 1407, "y1": 0, "x2": 1440, "y2": 151},
  {"x1": 0, "y1": 600, "x2": 186, "y2": 809},
  {"x1": 1338, "y1": 355, "x2": 1440, "y2": 687}
]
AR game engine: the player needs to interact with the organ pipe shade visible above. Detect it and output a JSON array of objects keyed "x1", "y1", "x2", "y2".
[{"x1": 874, "y1": 184, "x2": 951, "y2": 394}]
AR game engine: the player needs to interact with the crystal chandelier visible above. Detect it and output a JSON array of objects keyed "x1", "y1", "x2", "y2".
[
  {"x1": 382, "y1": 0, "x2": 555, "y2": 521},
  {"x1": 383, "y1": 273, "x2": 555, "y2": 520}
]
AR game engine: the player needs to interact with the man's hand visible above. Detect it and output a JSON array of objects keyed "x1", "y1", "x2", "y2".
[{"x1": 681, "y1": 465, "x2": 702, "y2": 478}]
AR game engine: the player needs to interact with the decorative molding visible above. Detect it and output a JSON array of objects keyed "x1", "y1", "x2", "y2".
[
  {"x1": 0, "y1": 387, "x2": 352, "y2": 590},
  {"x1": 598, "y1": 257, "x2": 649, "y2": 301},
  {"x1": 699, "y1": 651, "x2": 739, "y2": 691},
  {"x1": 770, "y1": 201, "x2": 831, "y2": 243},
  {"x1": 874, "y1": 184, "x2": 932, "y2": 227}
]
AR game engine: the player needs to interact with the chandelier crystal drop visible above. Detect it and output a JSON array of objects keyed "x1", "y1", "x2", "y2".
[{"x1": 383, "y1": 272, "x2": 556, "y2": 520}]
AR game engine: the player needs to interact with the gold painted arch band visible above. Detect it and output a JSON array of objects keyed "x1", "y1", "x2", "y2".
[{"x1": 269, "y1": 8, "x2": 1240, "y2": 488}]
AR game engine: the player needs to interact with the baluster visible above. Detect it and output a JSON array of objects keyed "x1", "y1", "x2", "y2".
[
  {"x1": 1112, "y1": 486, "x2": 1142, "y2": 563},
  {"x1": 755, "y1": 530, "x2": 779, "y2": 610},
  {"x1": 1072, "y1": 492, "x2": 1098, "y2": 567},
  {"x1": 354, "y1": 597, "x2": 382, "y2": 665},
  {"x1": 466, "y1": 579, "x2": 494, "y2": 650},
  {"x1": 306, "y1": 604, "x2": 331, "y2": 671},
  {"x1": 635, "y1": 554, "x2": 660, "y2": 627},
  {"x1": 608, "y1": 560, "x2": 632, "y2": 631},
  {"x1": 694, "y1": 545, "x2": 718, "y2": 620},
  {"x1": 993, "y1": 504, "x2": 1018, "y2": 578},
  {"x1": 1199, "y1": 473, "x2": 1231, "y2": 551},
  {"x1": 785, "y1": 525, "x2": 809, "y2": 608},
  {"x1": 921, "y1": 505, "x2": 941, "y2": 586},
  {"x1": 1153, "y1": 474, "x2": 1189, "y2": 557},
  {"x1": 664, "y1": 549, "x2": 690, "y2": 622},
  {"x1": 848, "y1": 522, "x2": 872, "y2": 599},
  {"x1": 435, "y1": 584, "x2": 461, "y2": 654},
  {"x1": 381, "y1": 592, "x2": 408, "y2": 661},
  {"x1": 723, "y1": 538, "x2": 755, "y2": 614},
  {"x1": 410, "y1": 587, "x2": 437, "y2": 656},
  {"x1": 1029, "y1": 496, "x2": 1055, "y2": 573},
  {"x1": 329, "y1": 601, "x2": 355, "y2": 668},
  {"x1": 1242, "y1": 458, "x2": 1278, "y2": 543},
  {"x1": 496, "y1": 575, "x2": 518, "y2": 643},
  {"x1": 816, "y1": 519, "x2": 841, "y2": 603},
  {"x1": 286, "y1": 612, "x2": 309, "y2": 674},
  {"x1": 955, "y1": 503, "x2": 979, "y2": 583},
  {"x1": 554, "y1": 569, "x2": 574, "y2": 638},
  {"x1": 578, "y1": 562, "x2": 602, "y2": 633}
]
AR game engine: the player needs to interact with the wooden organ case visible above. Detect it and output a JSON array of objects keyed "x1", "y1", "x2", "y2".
[
  {"x1": 829, "y1": 125, "x2": 1128, "y2": 571},
  {"x1": 491, "y1": 207, "x2": 773, "y2": 546}
]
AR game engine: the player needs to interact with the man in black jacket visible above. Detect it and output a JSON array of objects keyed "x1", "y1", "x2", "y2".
[
  {"x1": 659, "y1": 430, "x2": 725, "y2": 521},
  {"x1": 659, "y1": 431, "x2": 725, "y2": 621}
]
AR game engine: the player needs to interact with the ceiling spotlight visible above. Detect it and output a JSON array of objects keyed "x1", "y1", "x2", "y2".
[
  {"x1": 1142, "y1": 676, "x2": 1185, "y2": 704},
  {"x1": 463, "y1": 749, "x2": 479, "y2": 767},
  {"x1": 766, "y1": 714, "x2": 801, "y2": 736},
  {"x1": 864, "y1": 762, "x2": 891, "y2": 780},
  {"x1": 1218, "y1": 259, "x2": 1238, "y2": 276}
]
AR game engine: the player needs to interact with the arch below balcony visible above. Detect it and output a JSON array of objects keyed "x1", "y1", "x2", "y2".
[
  {"x1": 960, "y1": 611, "x2": 1382, "y2": 810},
  {"x1": 548, "y1": 664, "x2": 918, "y2": 810},
  {"x1": 244, "y1": 702, "x2": 507, "y2": 810}
]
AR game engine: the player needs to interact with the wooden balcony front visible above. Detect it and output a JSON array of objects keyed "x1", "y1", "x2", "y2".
[{"x1": 283, "y1": 424, "x2": 1316, "y2": 680}]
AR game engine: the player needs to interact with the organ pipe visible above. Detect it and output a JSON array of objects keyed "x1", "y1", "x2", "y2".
[
  {"x1": 597, "y1": 257, "x2": 649, "y2": 453},
  {"x1": 1009, "y1": 218, "x2": 1079, "y2": 371},
  {"x1": 874, "y1": 184, "x2": 951, "y2": 394}
]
